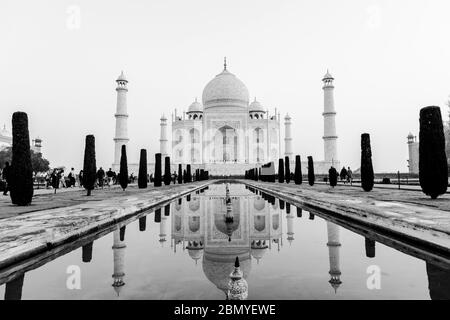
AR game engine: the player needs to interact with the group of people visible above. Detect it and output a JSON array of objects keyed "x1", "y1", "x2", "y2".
[
  {"x1": 0, "y1": 162, "x2": 11, "y2": 195},
  {"x1": 339, "y1": 166, "x2": 353, "y2": 184}
]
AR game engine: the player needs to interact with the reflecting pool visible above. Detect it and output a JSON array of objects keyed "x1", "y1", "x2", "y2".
[{"x1": 0, "y1": 183, "x2": 449, "y2": 300}]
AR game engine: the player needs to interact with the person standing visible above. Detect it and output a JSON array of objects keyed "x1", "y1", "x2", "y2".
[
  {"x1": 347, "y1": 167, "x2": 353, "y2": 185},
  {"x1": 51, "y1": 169, "x2": 59, "y2": 193},
  {"x1": 68, "y1": 168, "x2": 76, "y2": 187},
  {"x1": 78, "y1": 169, "x2": 84, "y2": 188},
  {"x1": 2, "y1": 162, "x2": 11, "y2": 195},
  {"x1": 97, "y1": 167, "x2": 105, "y2": 188},
  {"x1": 59, "y1": 170, "x2": 66, "y2": 188},
  {"x1": 340, "y1": 167, "x2": 348, "y2": 184},
  {"x1": 106, "y1": 168, "x2": 114, "y2": 187}
]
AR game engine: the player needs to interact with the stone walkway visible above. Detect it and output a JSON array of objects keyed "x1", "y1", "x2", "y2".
[
  {"x1": 243, "y1": 180, "x2": 450, "y2": 251},
  {"x1": 0, "y1": 182, "x2": 211, "y2": 270}
]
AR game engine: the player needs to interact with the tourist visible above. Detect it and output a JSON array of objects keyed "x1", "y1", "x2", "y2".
[
  {"x1": 59, "y1": 170, "x2": 66, "y2": 188},
  {"x1": 347, "y1": 167, "x2": 353, "y2": 185},
  {"x1": 172, "y1": 171, "x2": 177, "y2": 184},
  {"x1": 340, "y1": 167, "x2": 348, "y2": 184},
  {"x1": 45, "y1": 170, "x2": 52, "y2": 188},
  {"x1": 51, "y1": 169, "x2": 59, "y2": 193},
  {"x1": 2, "y1": 162, "x2": 11, "y2": 195},
  {"x1": 328, "y1": 166, "x2": 338, "y2": 188},
  {"x1": 106, "y1": 168, "x2": 114, "y2": 187},
  {"x1": 97, "y1": 167, "x2": 105, "y2": 188},
  {"x1": 68, "y1": 168, "x2": 76, "y2": 187},
  {"x1": 79, "y1": 169, "x2": 84, "y2": 188}
]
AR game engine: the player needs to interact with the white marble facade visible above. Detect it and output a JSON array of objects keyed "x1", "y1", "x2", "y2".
[{"x1": 170, "y1": 60, "x2": 281, "y2": 175}]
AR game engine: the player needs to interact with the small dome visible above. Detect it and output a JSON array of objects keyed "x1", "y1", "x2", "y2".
[
  {"x1": 407, "y1": 132, "x2": 414, "y2": 138},
  {"x1": 188, "y1": 248, "x2": 204, "y2": 262},
  {"x1": 251, "y1": 247, "x2": 268, "y2": 263},
  {"x1": 253, "y1": 197, "x2": 266, "y2": 211},
  {"x1": 249, "y1": 98, "x2": 265, "y2": 113},
  {"x1": 117, "y1": 71, "x2": 127, "y2": 82},
  {"x1": 187, "y1": 98, "x2": 203, "y2": 113},
  {"x1": 323, "y1": 69, "x2": 334, "y2": 80},
  {"x1": 202, "y1": 62, "x2": 249, "y2": 109},
  {"x1": 0, "y1": 125, "x2": 11, "y2": 138}
]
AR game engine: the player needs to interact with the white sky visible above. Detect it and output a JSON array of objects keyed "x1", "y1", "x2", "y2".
[{"x1": 1, "y1": 0, "x2": 449, "y2": 172}]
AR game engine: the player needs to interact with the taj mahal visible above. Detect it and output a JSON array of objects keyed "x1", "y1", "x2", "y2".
[{"x1": 112, "y1": 59, "x2": 339, "y2": 175}]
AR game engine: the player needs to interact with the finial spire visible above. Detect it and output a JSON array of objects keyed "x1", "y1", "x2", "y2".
[{"x1": 224, "y1": 57, "x2": 227, "y2": 70}]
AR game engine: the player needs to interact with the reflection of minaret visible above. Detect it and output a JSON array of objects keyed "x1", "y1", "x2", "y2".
[
  {"x1": 227, "y1": 257, "x2": 248, "y2": 300},
  {"x1": 112, "y1": 228, "x2": 126, "y2": 296},
  {"x1": 159, "y1": 216, "x2": 168, "y2": 246},
  {"x1": 326, "y1": 222, "x2": 342, "y2": 293},
  {"x1": 286, "y1": 213, "x2": 294, "y2": 245}
]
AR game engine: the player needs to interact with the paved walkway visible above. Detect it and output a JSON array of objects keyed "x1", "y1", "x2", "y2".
[
  {"x1": 243, "y1": 180, "x2": 450, "y2": 251},
  {"x1": 316, "y1": 180, "x2": 450, "y2": 193},
  {"x1": 1, "y1": 184, "x2": 144, "y2": 220},
  {"x1": 0, "y1": 181, "x2": 211, "y2": 270}
]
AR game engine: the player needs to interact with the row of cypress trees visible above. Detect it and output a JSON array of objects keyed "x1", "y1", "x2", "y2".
[{"x1": 8, "y1": 106, "x2": 446, "y2": 206}]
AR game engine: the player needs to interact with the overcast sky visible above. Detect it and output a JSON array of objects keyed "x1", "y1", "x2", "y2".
[{"x1": 1, "y1": 0, "x2": 449, "y2": 172}]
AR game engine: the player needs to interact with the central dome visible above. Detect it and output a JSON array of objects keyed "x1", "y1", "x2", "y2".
[{"x1": 202, "y1": 64, "x2": 249, "y2": 110}]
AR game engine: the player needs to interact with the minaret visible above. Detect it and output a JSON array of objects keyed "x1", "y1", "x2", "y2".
[
  {"x1": 286, "y1": 213, "x2": 294, "y2": 245},
  {"x1": 159, "y1": 216, "x2": 168, "y2": 246},
  {"x1": 284, "y1": 114, "x2": 293, "y2": 158},
  {"x1": 112, "y1": 228, "x2": 126, "y2": 296},
  {"x1": 322, "y1": 70, "x2": 338, "y2": 165},
  {"x1": 113, "y1": 71, "x2": 129, "y2": 166},
  {"x1": 326, "y1": 221, "x2": 342, "y2": 293},
  {"x1": 160, "y1": 114, "x2": 168, "y2": 159},
  {"x1": 407, "y1": 132, "x2": 419, "y2": 174}
]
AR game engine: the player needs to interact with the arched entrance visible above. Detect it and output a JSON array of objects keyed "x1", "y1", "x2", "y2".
[{"x1": 213, "y1": 125, "x2": 238, "y2": 162}]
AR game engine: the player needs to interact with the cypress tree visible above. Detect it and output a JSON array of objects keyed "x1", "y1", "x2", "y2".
[
  {"x1": 82, "y1": 242, "x2": 93, "y2": 263},
  {"x1": 139, "y1": 216, "x2": 146, "y2": 231},
  {"x1": 294, "y1": 155, "x2": 302, "y2": 185},
  {"x1": 329, "y1": 166, "x2": 338, "y2": 187},
  {"x1": 307, "y1": 156, "x2": 315, "y2": 186},
  {"x1": 83, "y1": 135, "x2": 96, "y2": 196},
  {"x1": 419, "y1": 106, "x2": 448, "y2": 199},
  {"x1": 138, "y1": 149, "x2": 147, "y2": 189},
  {"x1": 285, "y1": 156, "x2": 291, "y2": 183},
  {"x1": 365, "y1": 238, "x2": 376, "y2": 258},
  {"x1": 186, "y1": 164, "x2": 192, "y2": 182},
  {"x1": 361, "y1": 133, "x2": 374, "y2": 192},
  {"x1": 154, "y1": 153, "x2": 162, "y2": 187},
  {"x1": 119, "y1": 226, "x2": 126, "y2": 241},
  {"x1": 163, "y1": 156, "x2": 171, "y2": 185},
  {"x1": 9, "y1": 112, "x2": 33, "y2": 205},
  {"x1": 119, "y1": 145, "x2": 128, "y2": 191},
  {"x1": 164, "y1": 204, "x2": 170, "y2": 216},
  {"x1": 178, "y1": 164, "x2": 183, "y2": 184},
  {"x1": 154, "y1": 208, "x2": 161, "y2": 223},
  {"x1": 278, "y1": 158, "x2": 285, "y2": 183}
]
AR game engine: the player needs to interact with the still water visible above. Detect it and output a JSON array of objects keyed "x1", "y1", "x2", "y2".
[{"x1": 0, "y1": 183, "x2": 449, "y2": 300}]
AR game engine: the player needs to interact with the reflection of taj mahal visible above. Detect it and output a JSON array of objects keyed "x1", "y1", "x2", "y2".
[
  {"x1": 171, "y1": 183, "x2": 282, "y2": 296},
  {"x1": 109, "y1": 184, "x2": 344, "y2": 298}
]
